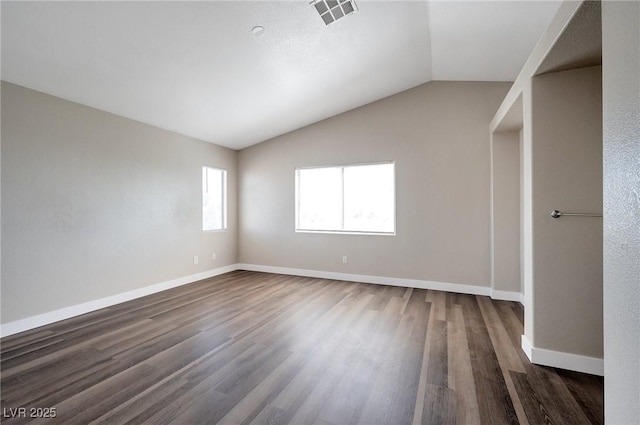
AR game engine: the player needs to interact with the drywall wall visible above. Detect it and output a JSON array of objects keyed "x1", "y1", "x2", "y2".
[
  {"x1": 521, "y1": 84, "x2": 535, "y2": 345},
  {"x1": 1, "y1": 82, "x2": 238, "y2": 324},
  {"x1": 491, "y1": 131, "x2": 521, "y2": 294},
  {"x1": 238, "y1": 81, "x2": 510, "y2": 287},
  {"x1": 530, "y1": 66, "x2": 603, "y2": 358},
  {"x1": 519, "y1": 129, "x2": 524, "y2": 294},
  {"x1": 602, "y1": 1, "x2": 640, "y2": 423}
]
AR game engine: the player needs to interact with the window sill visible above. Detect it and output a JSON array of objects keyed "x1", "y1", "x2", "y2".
[{"x1": 295, "y1": 229, "x2": 395, "y2": 236}]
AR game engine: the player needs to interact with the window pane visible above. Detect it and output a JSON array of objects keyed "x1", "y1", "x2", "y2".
[
  {"x1": 296, "y1": 162, "x2": 395, "y2": 234},
  {"x1": 344, "y1": 163, "x2": 395, "y2": 232},
  {"x1": 203, "y1": 167, "x2": 227, "y2": 231},
  {"x1": 297, "y1": 167, "x2": 342, "y2": 231}
]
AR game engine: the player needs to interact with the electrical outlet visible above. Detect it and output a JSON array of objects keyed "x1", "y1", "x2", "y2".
[
  {"x1": 193, "y1": 256, "x2": 199, "y2": 265},
  {"x1": 212, "y1": 253, "x2": 216, "y2": 260},
  {"x1": 342, "y1": 255, "x2": 348, "y2": 264}
]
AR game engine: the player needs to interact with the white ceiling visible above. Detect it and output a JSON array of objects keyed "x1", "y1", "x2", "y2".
[{"x1": 1, "y1": 1, "x2": 561, "y2": 150}]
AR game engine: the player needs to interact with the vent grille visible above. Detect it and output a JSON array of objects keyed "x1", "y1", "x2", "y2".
[{"x1": 312, "y1": 0, "x2": 358, "y2": 25}]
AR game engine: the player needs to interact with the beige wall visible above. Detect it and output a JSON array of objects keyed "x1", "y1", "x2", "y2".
[
  {"x1": 238, "y1": 81, "x2": 510, "y2": 287},
  {"x1": 1, "y1": 82, "x2": 238, "y2": 324},
  {"x1": 602, "y1": 1, "x2": 640, "y2": 423},
  {"x1": 530, "y1": 66, "x2": 603, "y2": 357},
  {"x1": 491, "y1": 131, "x2": 521, "y2": 294}
]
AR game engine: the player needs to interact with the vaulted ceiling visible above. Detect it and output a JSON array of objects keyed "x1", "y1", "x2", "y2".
[{"x1": 1, "y1": 1, "x2": 561, "y2": 149}]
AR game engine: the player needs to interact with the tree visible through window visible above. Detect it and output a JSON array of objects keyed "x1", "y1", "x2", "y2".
[
  {"x1": 202, "y1": 166, "x2": 227, "y2": 231},
  {"x1": 295, "y1": 162, "x2": 395, "y2": 234}
]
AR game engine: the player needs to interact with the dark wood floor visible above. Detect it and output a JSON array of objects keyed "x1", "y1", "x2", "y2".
[{"x1": 1, "y1": 271, "x2": 603, "y2": 425}]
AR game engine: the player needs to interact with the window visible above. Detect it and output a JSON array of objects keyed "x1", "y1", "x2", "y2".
[
  {"x1": 295, "y1": 162, "x2": 395, "y2": 234},
  {"x1": 202, "y1": 166, "x2": 227, "y2": 231}
]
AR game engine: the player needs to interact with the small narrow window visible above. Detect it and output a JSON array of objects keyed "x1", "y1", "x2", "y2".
[
  {"x1": 202, "y1": 166, "x2": 227, "y2": 231},
  {"x1": 295, "y1": 162, "x2": 395, "y2": 234}
]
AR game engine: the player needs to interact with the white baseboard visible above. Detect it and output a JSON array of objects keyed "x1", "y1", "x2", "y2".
[
  {"x1": 0, "y1": 264, "x2": 238, "y2": 338},
  {"x1": 236, "y1": 263, "x2": 524, "y2": 303},
  {"x1": 491, "y1": 289, "x2": 525, "y2": 305},
  {"x1": 1, "y1": 263, "x2": 523, "y2": 338},
  {"x1": 521, "y1": 335, "x2": 604, "y2": 376}
]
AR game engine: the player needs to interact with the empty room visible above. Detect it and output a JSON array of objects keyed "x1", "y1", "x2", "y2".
[{"x1": 1, "y1": 1, "x2": 638, "y2": 424}]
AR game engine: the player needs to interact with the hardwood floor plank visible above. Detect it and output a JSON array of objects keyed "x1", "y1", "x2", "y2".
[
  {"x1": 317, "y1": 305, "x2": 405, "y2": 425},
  {"x1": 476, "y1": 296, "x2": 530, "y2": 425},
  {"x1": 448, "y1": 304, "x2": 481, "y2": 425},
  {"x1": 356, "y1": 314, "x2": 420, "y2": 425},
  {"x1": 510, "y1": 370, "x2": 554, "y2": 425},
  {"x1": 284, "y1": 358, "x2": 348, "y2": 424},
  {"x1": 36, "y1": 363, "x2": 159, "y2": 425},
  {"x1": 1, "y1": 330, "x2": 56, "y2": 354},
  {"x1": 269, "y1": 303, "x2": 372, "y2": 417},
  {"x1": 425, "y1": 319, "x2": 448, "y2": 388},
  {"x1": 477, "y1": 296, "x2": 526, "y2": 374},
  {"x1": 411, "y1": 295, "x2": 434, "y2": 425},
  {"x1": 461, "y1": 295, "x2": 519, "y2": 425},
  {"x1": 2, "y1": 347, "x2": 104, "y2": 406},
  {"x1": 533, "y1": 366, "x2": 595, "y2": 425},
  {"x1": 248, "y1": 404, "x2": 286, "y2": 425},
  {"x1": 91, "y1": 376, "x2": 191, "y2": 425},
  {"x1": 216, "y1": 353, "x2": 305, "y2": 425},
  {"x1": 555, "y1": 369, "x2": 604, "y2": 425},
  {"x1": 0, "y1": 271, "x2": 603, "y2": 425},
  {"x1": 422, "y1": 384, "x2": 456, "y2": 425},
  {"x1": 285, "y1": 297, "x2": 383, "y2": 424}
]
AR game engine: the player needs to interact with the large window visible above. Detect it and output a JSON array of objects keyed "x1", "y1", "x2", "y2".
[
  {"x1": 295, "y1": 162, "x2": 395, "y2": 234},
  {"x1": 202, "y1": 166, "x2": 227, "y2": 231}
]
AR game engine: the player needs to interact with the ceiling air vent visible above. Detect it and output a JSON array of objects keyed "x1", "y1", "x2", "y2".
[{"x1": 312, "y1": 0, "x2": 358, "y2": 25}]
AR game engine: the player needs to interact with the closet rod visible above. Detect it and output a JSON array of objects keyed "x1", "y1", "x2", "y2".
[{"x1": 551, "y1": 210, "x2": 602, "y2": 218}]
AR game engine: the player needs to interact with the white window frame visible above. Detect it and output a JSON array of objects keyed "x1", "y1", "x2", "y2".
[
  {"x1": 295, "y1": 161, "x2": 396, "y2": 236},
  {"x1": 202, "y1": 166, "x2": 227, "y2": 232}
]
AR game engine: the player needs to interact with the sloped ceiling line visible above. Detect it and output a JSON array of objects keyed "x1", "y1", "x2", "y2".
[{"x1": 1, "y1": 1, "x2": 561, "y2": 149}]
